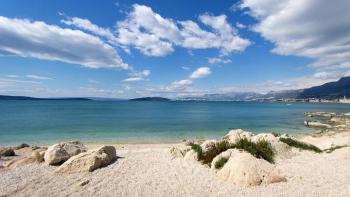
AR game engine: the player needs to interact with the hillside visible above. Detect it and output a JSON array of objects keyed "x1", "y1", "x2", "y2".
[{"x1": 297, "y1": 77, "x2": 350, "y2": 99}]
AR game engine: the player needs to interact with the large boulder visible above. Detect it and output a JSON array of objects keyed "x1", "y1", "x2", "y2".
[
  {"x1": 251, "y1": 133, "x2": 293, "y2": 159},
  {"x1": 0, "y1": 147, "x2": 15, "y2": 156},
  {"x1": 55, "y1": 146, "x2": 117, "y2": 174},
  {"x1": 217, "y1": 149, "x2": 286, "y2": 186},
  {"x1": 223, "y1": 129, "x2": 254, "y2": 144},
  {"x1": 44, "y1": 141, "x2": 87, "y2": 165}
]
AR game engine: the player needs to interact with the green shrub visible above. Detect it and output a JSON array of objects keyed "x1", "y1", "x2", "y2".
[
  {"x1": 233, "y1": 138, "x2": 275, "y2": 163},
  {"x1": 280, "y1": 137, "x2": 322, "y2": 153},
  {"x1": 200, "y1": 140, "x2": 233, "y2": 165},
  {"x1": 192, "y1": 138, "x2": 275, "y2": 166},
  {"x1": 214, "y1": 157, "x2": 228, "y2": 169},
  {"x1": 191, "y1": 144, "x2": 203, "y2": 159}
]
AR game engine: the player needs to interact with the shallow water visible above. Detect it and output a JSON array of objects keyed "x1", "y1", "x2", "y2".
[{"x1": 0, "y1": 100, "x2": 349, "y2": 145}]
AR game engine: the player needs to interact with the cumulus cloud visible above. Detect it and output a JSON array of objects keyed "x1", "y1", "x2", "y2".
[
  {"x1": 190, "y1": 67, "x2": 211, "y2": 79},
  {"x1": 26, "y1": 75, "x2": 53, "y2": 80},
  {"x1": 0, "y1": 16, "x2": 128, "y2": 69},
  {"x1": 123, "y1": 69, "x2": 151, "y2": 82},
  {"x1": 116, "y1": 4, "x2": 178, "y2": 56},
  {"x1": 116, "y1": 4, "x2": 250, "y2": 57},
  {"x1": 240, "y1": 0, "x2": 350, "y2": 70}
]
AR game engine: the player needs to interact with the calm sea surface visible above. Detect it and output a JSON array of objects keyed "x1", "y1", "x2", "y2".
[{"x1": 0, "y1": 100, "x2": 349, "y2": 145}]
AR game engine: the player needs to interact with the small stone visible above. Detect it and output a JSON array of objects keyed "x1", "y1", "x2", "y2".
[
  {"x1": 78, "y1": 180, "x2": 90, "y2": 186},
  {"x1": 14, "y1": 143, "x2": 30, "y2": 150},
  {"x1": 0, "y1": 147, "x2": 15, "y2": 156}
]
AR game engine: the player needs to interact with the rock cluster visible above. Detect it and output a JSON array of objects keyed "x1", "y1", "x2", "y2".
[
  {"x1": 55, "y1": 146, "x2": 117, "y2": 173},
  {"x1": 1, "y1": 141, "x2": 117, "y2": 174},
  {"x1": 304, "y1": 112, "x2": 350, "y2": 132},
  {"x1": 44, "y1": 141, "x2": 87, "y2": 165}
]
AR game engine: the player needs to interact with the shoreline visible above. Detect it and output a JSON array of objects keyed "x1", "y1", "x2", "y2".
[{"x1": 1, "y1": 111, "x2": 350, "y2": 196}]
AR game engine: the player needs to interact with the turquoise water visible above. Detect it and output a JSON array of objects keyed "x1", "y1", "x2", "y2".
[{"x1": 0, "y1": 100, "x2": 349, "y2": 146}]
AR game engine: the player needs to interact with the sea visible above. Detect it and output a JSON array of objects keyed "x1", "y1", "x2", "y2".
[{"x1": 0, "y1": 100, "x2": 349, "y2": 146}]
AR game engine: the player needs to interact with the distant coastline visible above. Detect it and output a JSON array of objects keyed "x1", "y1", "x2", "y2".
[
  {"x1": 129, "y1": 97, "x2": 171, "y2": 101},
  {"x1": 0, "y1": 95, "x2": 91, "y2": 101}
]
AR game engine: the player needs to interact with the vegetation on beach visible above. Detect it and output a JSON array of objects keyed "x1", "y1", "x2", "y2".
[
  {"x1": 214, "y1": 157, "x2": 228, "y2": 169},
  {"x1": 190, "y1": 144, "x2": 203, "y2": 159},
  {"x1": 191, "y1": 138, "x2": 275, "y2": 166},
  {"x1": 280, "y1": 137, "x2": 322, "y2": 153}
]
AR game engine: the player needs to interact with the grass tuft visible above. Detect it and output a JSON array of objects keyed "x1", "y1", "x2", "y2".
[
  {"x1": 233, "y1": 138, "x2": 275, "y2": 163},
  {"x1": 191, "y1": 143, "x2": 203, "y2": 159},
  {"x1": 214, "y1": 157, "x2": 229, "y2": 169},
  {"x1": 280, "y1": 137, "x2": 322, "y2": 153}
]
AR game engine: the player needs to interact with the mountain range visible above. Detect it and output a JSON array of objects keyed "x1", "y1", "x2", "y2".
[
  {"x1": 180, "y1": 76, "x2": 350, "y2": 101},
  {"x1": 1, "y1": 77, "x2": 349, "y2": 101}
]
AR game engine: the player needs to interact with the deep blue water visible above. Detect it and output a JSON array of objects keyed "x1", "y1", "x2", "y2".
[{"x1": 0, "y1": 100, "x2": 349, "y2": 145}]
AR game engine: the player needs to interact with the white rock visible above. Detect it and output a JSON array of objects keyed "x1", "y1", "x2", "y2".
[
  {"x1": 44, "y1": 141, "x2": 87, "y2": 165},
  {"x1": 169, "y1": 146, "x2": 190, "y2": 159},
  {"x1": 200, "y1": 140, "x2": 218, "y2": 153},
  {"x1": 304, "y1": 121, "x2": 332, "y2": 129},
  {"x1": 6, "y1": 150, "x2": 45, "y2": 168},
  {"x1": 217, "y1": 149, "x2": 286, "y2": 186},
  {"x1": 184, "y1": 150, "x2": 199, "y2": 162},
  {"x1": 223, "y1": 129, "x2": 254, "y2": 144},
  {"x1": 55, "y1": 146, "x2": 117, "y2": 174}
]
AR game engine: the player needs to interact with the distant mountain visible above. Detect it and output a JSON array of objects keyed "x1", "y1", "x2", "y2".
[
  {"x1": 177, "y1": 77, "x2": 350, "y2": 101},
  {"x1": 129, "y1": 97, "x2": 171, "y2": 101},
  {"x1": 0, "y1": 95, "x2": 91, "y2": 101},
  {"x1": 297, "y1": 76, "x2": 350, "y2": 99},
  {"x1": 179, "y1": 92, "x2": 263, "y2": 101},
  {"x1": 262, "y1": 89, "x2": 304, "y2": 100}
]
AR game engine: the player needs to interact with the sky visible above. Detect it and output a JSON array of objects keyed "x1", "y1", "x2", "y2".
[{"x1": 0, "y1": 0, "x2": 350, "y2": 98}]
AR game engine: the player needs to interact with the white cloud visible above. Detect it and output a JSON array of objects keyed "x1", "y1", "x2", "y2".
[
  {"x1": 313, "y1": 70, "x2": 350, "y2": 80},
  {"x1": 123, "y1": 69, "x2": 151, "y2": 82},
  {"x1": 236, "y1": 22, "x2": 246, "y2": 29},
  {"x1": 181, "y1": 66, "x2": 190, "y2": 70},
  {"x1": 0, "y1": 16, "x2": 128, "y2": 69},
  {"x1": 190, "y1": 67, "x2": 211, "y2": 79},
  {"x1": 171, "y1": 79, "x2": 192, "y2": 88},
  {"x1": 61, "y1": 17, "x2": 117, "y2": 45},
  {"x1": 240, "y1": 0, "x2": 350, "y2": 70},
  {"x1": 116, "y1": 4, "x2": 250, "y2": 57},
  {"x1": 208, "y1": 57, "x2": 232, "y2": 64},
  {"x1": 116, "y1": 4, "x2": 178, "y2": 56},
  {"x1": 26, "y1": 75, "x2": 53, "y2": 80},
  {"x1": 4, "y1": 74, "x2": 19, "y2": 78}
]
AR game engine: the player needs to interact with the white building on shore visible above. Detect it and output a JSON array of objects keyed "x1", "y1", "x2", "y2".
[{"x1": 339, "y1": 96, "x2": 350, "y2": 103}]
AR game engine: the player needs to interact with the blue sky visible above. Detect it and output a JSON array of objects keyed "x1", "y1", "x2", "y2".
[{"x1": 0, "y1": 0, "x2": 349, "y2": 98}]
